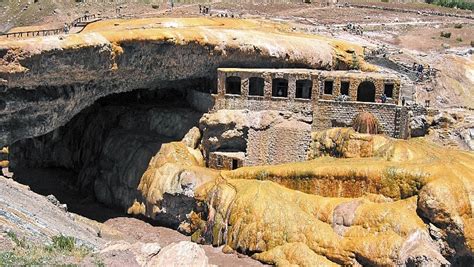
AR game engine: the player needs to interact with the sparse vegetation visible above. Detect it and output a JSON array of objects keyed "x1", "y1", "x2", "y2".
[
  {"x1": 433, "y1": 0, "x2": 474, "y2": 11},
  {"x1": 350, "y1": 52, "x2": 360, "y2": 70},
  {"x1": 1, "y1": 233, "x2": 93, "y2": 266},
  {"x1": 454, "y1": 23, "x2": 463, "y2": 29},
  {"x1": 287, "y1": 170, "x2": 314, "y2": 180},
  {"x1": 440, "y1": 31, "x2": 452, "y2": 38},
  {"x1": 470, "y1": 40, "x2": 474, "y2": 47},
  {"x1": 6, "y1": 231, "x2": 27, "y2": 248},
  {"x1": 51, "y1": 234, "x2": 76, "y2": 252},
  {"x1": 456, "y1": 37, "x2": 463, "y2": 42}
]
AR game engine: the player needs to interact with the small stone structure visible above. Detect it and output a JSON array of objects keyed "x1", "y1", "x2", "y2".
[
  {"x1": 208, "y1": 68, "x2": 408, "y2": 169},
  {"x1": 208, "y1": 152, "x2": 245, "y2": 170}
]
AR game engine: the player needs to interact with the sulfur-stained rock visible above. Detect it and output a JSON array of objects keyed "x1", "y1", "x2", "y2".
[
  {"x1": 310, "y1": 128, "x2": 391, "y2": 159},
  {"x1": 128, "y1": 141, "x2": 218, "y2": 228},
  {"x1": 0, "y1": 18, "x2": 372, "y2": 148},
  {"x1": 182, "y1": 127, "x2": 201, "y2": 149},
  {"x1": 253, "y1": 242, "x2": 338, "y2": 267}
]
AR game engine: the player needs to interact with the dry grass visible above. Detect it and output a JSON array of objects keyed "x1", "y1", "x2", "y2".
[{"x1": 0, "y1": 232, "x2": 98, "y2": 266}]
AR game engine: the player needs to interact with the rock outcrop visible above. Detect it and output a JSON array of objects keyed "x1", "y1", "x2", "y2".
[
  {"x1": 10, "y1": 94, "x2": 203, "y2": 201},
  {"x1": 0, "y1": 176, "x2": 103, "y2": 249},
  {"x1": 113, "y1": 127, "x2": 474, "y2": 265},
  {"x1": 0, "y1": 17, "x2": 371, "y2": 148}
]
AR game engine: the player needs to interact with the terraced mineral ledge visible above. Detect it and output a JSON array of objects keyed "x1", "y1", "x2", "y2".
[{"x1": 0, "y1": 15, "x2": 473, "y2": 266}]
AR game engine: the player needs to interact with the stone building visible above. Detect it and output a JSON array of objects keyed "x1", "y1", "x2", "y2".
[{"x1": 207, "y1": 68, "x2": 409, "y2": 169}]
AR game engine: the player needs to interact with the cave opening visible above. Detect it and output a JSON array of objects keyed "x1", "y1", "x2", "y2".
[{"x1": 8, "y1": 85, "x2": 208, "y2": 223}]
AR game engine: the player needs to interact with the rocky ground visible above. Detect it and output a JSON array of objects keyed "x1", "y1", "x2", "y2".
[{"x1": 0, "y1": 169, "x2": 264, "y2": 266}]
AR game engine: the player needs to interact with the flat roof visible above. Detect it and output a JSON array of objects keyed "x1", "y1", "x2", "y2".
[{"x1": 217, "y1": 68, "x2": 400, "y2": 80}]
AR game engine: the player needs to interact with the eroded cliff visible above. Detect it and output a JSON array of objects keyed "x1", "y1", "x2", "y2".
[{"x1": 0, "y1": 17, "x2": 371, "y2": 147}]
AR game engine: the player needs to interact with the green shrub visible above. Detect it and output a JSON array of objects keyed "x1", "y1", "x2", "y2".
[
  {"x1": 0, "y1": 234, "x2": 91, "y2": 266},
  {"x1": 440, "y1": 31, "x2": 451, "y2": 38},
  {"x1": 350, "y1": 52, "x2": 360, "y2": 70},
  {"x1": 51, "y1": 235, "x2": 75, "y2": 252},
  {"x1": 456, "y1": 37, "x2": 463, "y2": 42},
  {"x1": 7, "y1": 231, "x2": 27, "y2": 248},
  {"x1": 432, "y1": 0, "x2": 474, "y2": 11},
  {"x1": 454, "y1": 23, "x2": 463, "y2": 29},
  {"x1": 380, "y1": 167, "x2": 428, "y2": 199},
  {"x1": 381, "y1": 0, "x2": 389, "y2": 2},
  {"x1": 470, "y1": 40, "x2": 474, "y2": 47}
]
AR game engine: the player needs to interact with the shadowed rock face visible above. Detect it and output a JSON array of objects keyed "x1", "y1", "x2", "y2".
[
  {"x1": 0, "y1": 18, "x2": 369, "y2": 147},
  {"x1": 9, "y1": 89, "x2": 204, "y2": 208}
]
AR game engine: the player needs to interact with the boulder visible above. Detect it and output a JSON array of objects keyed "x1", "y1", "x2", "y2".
[
  {"x1": 432, "y1": 112, "x2": 456, "y2": 128},
  {"x1": 410, "y1": 115, "x2": 429, "y2": 137},
  {"x1": 148, "y1": 241, "x2": 214, "y2": 267},
  {"x1": 100, "y1": 241, "x2": 162, "y2": 266},
  {"x1": 182, "y1": 127, "x2": 201, "y2": 149}
]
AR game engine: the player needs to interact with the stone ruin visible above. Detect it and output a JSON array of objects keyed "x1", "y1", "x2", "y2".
[{"x1": 206, "y1": 68, "x2": 408, "y2": 169}]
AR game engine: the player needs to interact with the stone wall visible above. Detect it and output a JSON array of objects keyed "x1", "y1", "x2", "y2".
[
  {"x1": 246, "y1": 120, "x2": 312, "y2": 166},
  {"x1": 397, "y1": 106, "x2": 410, "y2": 139},
  {"x1": 317, "y1": 71, "x2": 400, "y2": 104},
  {"x1": 314, "y1": 100, "x2": 407, "y2": 138},
  {"x1": 214, "y1": 69, "x2": 317, "y2": 116},
  {"x1": 213, "y1": 68, "x2": 406, "y2": 139},
  {"x1": 208, "y1": 152, "x2": 245, "y2": 170}
]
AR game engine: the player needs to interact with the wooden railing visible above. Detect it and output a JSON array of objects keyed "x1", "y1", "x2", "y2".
[{"x1": 2, "y1": 14, "x2": 98, "y2": 38}]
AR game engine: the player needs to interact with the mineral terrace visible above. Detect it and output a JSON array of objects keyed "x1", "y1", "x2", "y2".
[{"x1": 0, "y1": 1, "x2": 473, "y2": 266}]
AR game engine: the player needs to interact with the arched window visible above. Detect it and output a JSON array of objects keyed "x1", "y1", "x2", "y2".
[
  {"x1": 357, "y1": 81, "x2": 376, "y2": 102},
  {"x1": 272, "y1": 78, "x2": 288, "y2": 97},
  {"x1": 226, "y1": 76, "x2": 241, "y2": 95},
  {"x1": 249, "y1": 77, "x2": 264, "y2": 96}
]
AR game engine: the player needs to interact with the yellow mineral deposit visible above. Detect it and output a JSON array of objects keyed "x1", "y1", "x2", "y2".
[
  {"x1": 0, "y1": 18, "x2": 374, "y2": 74},
  {"x1": 127, "y1": 128, "x2": 473, "y2": 265},
  {"x1": 0, "y1": 147, "x2": 8, "y2": 168},
  {"x1": 0, "y1": 14, "x2": 471, "y2": 266}
]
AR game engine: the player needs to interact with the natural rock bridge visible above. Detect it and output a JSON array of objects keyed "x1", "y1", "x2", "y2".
[
  {"x1": 1, "y1": 17, "x2": 473, "y2": 267},
  {"x1": 0, "y1": 18, "x2": 370, "y2": 148}
]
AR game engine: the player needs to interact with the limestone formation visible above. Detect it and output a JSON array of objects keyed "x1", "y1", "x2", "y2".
[
  {"x1": 0, "y1": 18, "x2": 371, "y2": 148},
  {"x1": 102, "y1": 127, "x2": 472, "y2": 265},
  {"x1": 2, "y1": 13, "x2": 473, "y2": 267},
  {"x1": 410, "y1": 115, "x2": 430, "y2": 137}
]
